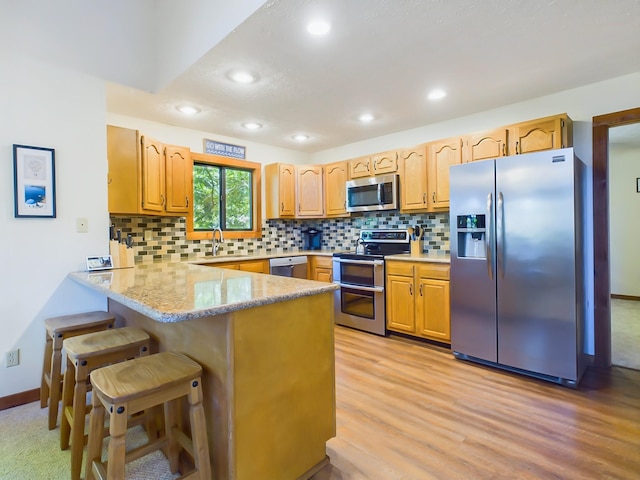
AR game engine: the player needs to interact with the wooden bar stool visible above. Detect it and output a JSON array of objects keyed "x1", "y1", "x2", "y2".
[
  {"x1": 85, "y1": 351, "x2": 212, "y2": 480},
  {"x1": 40, "y1": 311, "x2": 116, "y2": 430},
  {"x1": 60, "y1": 327, "x2": 151, "y2": 480}
]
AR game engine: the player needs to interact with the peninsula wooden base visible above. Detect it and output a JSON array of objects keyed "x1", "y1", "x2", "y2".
[{"x1": 108, "y1": 292, "x2": 336, "y2": 480}]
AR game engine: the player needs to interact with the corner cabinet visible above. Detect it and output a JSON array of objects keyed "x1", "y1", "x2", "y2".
[
  {"x1": 399, "y1": 145, "x2": 428, "y2": 212},
  {"x1": 265, "y1": 163, "x2": 295, "y2": 219},
  {"x1": 107, "y1": 125, "x2": 191, "y2": 216},
  {"x1": 296, "y1": 165, "x2": 324, "y2": 217},
  {"x1": 324, "y1": 161, "x2": 349, "y2": 217},
  {"x1": 427, "y1": 137, "x2": 463, "y2": 210},
  {"x1": 386, "y1": 261, "x2": 451, "y2": 343}
]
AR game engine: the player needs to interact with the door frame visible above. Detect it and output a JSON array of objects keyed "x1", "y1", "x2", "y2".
[{"x1": 592, "y1": 107, "x2": 640, "y2": 367}]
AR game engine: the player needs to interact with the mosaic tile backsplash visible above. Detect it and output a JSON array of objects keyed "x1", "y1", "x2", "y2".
[{"x1": 110, "y1": 212, "x2": 450, "y2": 263}]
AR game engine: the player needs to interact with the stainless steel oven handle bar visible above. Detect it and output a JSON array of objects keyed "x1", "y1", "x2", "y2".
[
  {"x1": 333, "y1": 258, "x2": 384, "y2": 266},
  {"x1": 335, "y1": 282, "x2": 385, "y2": 293}
]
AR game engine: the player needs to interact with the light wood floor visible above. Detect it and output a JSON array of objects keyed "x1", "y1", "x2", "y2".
[{"x1": 311, "y1": 326, "x2": 640, "y2": 480}]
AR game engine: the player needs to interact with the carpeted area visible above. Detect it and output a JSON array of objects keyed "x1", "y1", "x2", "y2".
[
  {"x1": 0, "y1": 401, "x2": 179, "y2": 479},
  {"x1": 612, "y1": 298, "x2": 640, "y2": 370}
]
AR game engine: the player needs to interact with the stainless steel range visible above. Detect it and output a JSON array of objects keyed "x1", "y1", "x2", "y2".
[{"x1": 332, "y1": 229, "x2": 410, "y2": 335}]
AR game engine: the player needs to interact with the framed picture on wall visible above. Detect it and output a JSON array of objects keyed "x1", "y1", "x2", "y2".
[
  {"x1": 13, "y1": 144, "x2": 56, "y2": 218},
  {"x1": 637, "y1": 178, "x2": 640, "y2": 193}
]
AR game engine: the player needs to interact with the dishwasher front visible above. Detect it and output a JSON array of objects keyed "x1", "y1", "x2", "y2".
[{"x1": 269, "y1": 256, "x2": 308, "y2": 278}]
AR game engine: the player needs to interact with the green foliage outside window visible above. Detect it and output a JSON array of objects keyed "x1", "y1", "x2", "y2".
[{"x1": 193, "y1": 163, "x2": 252, "y2": 231}]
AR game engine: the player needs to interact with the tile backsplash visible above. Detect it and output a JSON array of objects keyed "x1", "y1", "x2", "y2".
[{"x1": 110, "y1": 212, "x2": 450, "y2": 263}]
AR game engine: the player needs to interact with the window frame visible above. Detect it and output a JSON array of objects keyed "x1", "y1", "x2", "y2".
[{"x1": 187, "y1": 152, "x2": 262, "y2": 240}]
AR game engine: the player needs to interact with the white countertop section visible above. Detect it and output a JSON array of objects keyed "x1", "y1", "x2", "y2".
[
  {"x1": 69, "y1": 261, "x2": 338, "y2": 323},
  {"x1": 385, "y1": 253, "x2": 451, "y2": 263}
]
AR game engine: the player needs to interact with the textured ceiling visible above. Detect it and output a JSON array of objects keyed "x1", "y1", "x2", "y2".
[{"x1": 106, "y1": 0, "x2": 640, "y2": 153}]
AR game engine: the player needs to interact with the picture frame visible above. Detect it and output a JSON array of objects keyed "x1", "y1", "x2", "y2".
[
  {"x1": 86, "y1": 255, "x2": 114, "y2": 271},
  {"x1": 637, "y1": 178, "x2": 640, "y2": 193},
  {"x1": 13, "y1": 144, "x2": 56, "y2": 218}
]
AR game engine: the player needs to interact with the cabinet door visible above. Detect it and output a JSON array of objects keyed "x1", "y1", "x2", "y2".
[
  {"x1": 279, "y1": 164, "x2": 296, "y2": 216},
  {"x1": 428, "y1": 137, "x2": 462, "y2": 210},
  {"x1": 465, "y1": 129, "x2": 508, "y2": 162},
  {"x1": 349, "y1": 156, "x2": 371, "y2": 178},
  {"x1": 165, "y1": 145, "x2": 191, "y2": 213},
  {"x1": 296, "y1": 165, "x2": 324, "y2": 217},
  {"x1": 141, "y1": 136, "x2": 165, "y2": 212},
  {"x1": 416, "y1": 278, "x2": 450, "y2": 342},
  {"x1": 512, "y1": 115, "x2": 571, "y2": 154},
  {"x1": 107, "y1": 125, "x2": 139, "y2": 215},
  {"x1": 372, "y1": 151, "x2": 398, "y2": 175},
  {"x1": 325, "y1": 162, "x2": 349, "y2": 216},
  {"x1": 399, "y1": 145, "x2": 428, "y2": 211},
  {"x1": 315, "y1": 267, "x2": 332, "y2": 282},
  {"x1": 386, "y1": 274, "x2": 416, "y2": 333}
]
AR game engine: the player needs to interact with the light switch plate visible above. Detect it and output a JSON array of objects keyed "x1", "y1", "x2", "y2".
[{"x1": 76, "y1": 217, "x2": 89, "y2": 233}]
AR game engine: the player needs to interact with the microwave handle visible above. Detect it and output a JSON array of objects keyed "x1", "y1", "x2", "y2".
[{"x1": 377, "y1": 183, "x2": 384, "y2": 204}]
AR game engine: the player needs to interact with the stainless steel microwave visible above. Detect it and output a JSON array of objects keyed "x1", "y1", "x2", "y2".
[{"x1": 346, "y1": 174, "x2": 399, "y2": 212}]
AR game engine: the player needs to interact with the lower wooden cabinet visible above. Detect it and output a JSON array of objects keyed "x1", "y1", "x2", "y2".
[
  {"x1": 386, "y1": 260, "x2": 450, "y2": 343},
  {"x1": 309, "y1": 256, "x2": 333, "y2": 282},
  {"x1": 204, "y1": 259, "x2": 270, "y2": 274}
]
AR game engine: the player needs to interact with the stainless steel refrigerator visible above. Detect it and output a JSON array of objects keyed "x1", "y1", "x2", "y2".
[{"x1": 450, "y1": 147, "x2": 587, "y2": 386}]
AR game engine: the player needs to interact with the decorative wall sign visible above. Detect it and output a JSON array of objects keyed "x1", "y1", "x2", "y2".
[
  {"x1": 203, "y1": 139, "x2": 246, "y2": 159},
  {"x1": 13, "y1": 144, "x2": 56, "y2": 218}
]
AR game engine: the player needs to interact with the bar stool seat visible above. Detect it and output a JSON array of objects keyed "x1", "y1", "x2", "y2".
[
  {"x1": 60, "y1": 327, "x2": 151, "y2": 480},
  {"x1": 85, "y1": 351, "x2": 212, "y2": 480},
  {"x1": 40, "y1": 311, "x2": 115, "y2": 430}
]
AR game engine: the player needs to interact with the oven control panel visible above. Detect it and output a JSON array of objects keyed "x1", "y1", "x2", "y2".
[{"x1": 360, "y1": 229, "x2": 409, "y2": 243}]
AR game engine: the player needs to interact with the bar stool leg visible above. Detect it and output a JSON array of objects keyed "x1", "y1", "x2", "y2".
[
  {"x1": 85, "y1": 391, "x2": 105, "y2": 480},
  {"x1": 188, "y1": 379, "x2": 212, "y2": 480},
  {"x1": 40, "y1": 331, "x2": 53, "y2": 408},
  {"x1": 68, "y1": 358, "x2": 90, "y2": 480},
  {"x1": 48, "y1": 333, "x2": 64, "y2": 430},
  {"x1": 107, "y1": 402, "x2": 128, "y2": 480},
  {"x1": 164, "y1": 398, "x2": 180, "y2": 474},
  {"x1": 59, "y1": 355, "x2": 74, "y2": 450}
]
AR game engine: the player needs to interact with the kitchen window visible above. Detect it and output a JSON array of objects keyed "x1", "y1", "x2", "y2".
[{"x1": 186, "y1": 153, "x2": 262, "y2": 240}]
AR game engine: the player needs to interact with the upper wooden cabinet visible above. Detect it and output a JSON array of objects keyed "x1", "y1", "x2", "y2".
[
  {"x1": 464, "y1": 128, "x2": 508, "y2": 163},
  {"x1": 324, "y1": 161, "x2": 349, "y2": 217},
  {"x1": 349, "y1": 151, "x2": 398, "y2": 179},
  {"x1": 399, "y1": 145, "x2": 428, "y2": 212},
  {"x1": 265, "y1": 163, "x2": 295, "y2": 219},
  {"x1": 427, "y1": 137, "x2": 463, "y2": 210},
  {"x1": 510, "y1": 113, "x2": 573, "y2": 155},
  {"x1": 349, "y1": 156, "x2": 372, "y2": 178},
  {"x1": 296, "y1": 165, "x2": 324, "y2": 217},
  {"x1": 107, "y1": 125, "x2": 191, "y2": 216}
]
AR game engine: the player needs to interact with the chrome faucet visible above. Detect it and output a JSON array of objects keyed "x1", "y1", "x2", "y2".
[{"x1": 212, "y1": 226, "x2": 224, "y2": 256}]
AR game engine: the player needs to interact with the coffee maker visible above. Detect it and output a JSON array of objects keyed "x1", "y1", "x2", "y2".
[{"x1": 302, "y1": 228, "x2": 322, "y2": 250}]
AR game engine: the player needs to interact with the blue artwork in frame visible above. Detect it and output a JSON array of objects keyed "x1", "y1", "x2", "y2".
[{"x1": 13, "y1": 144, "x2": 56, "y2": 218}]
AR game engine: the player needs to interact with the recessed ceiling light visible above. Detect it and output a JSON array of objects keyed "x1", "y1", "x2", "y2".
[
  {"x1": 229, "y1": 70, "x2": 257, "y2": 84},
  {"x1": 176, "y1": 105, "x2": 200, "y2": 115},
  {"x1": 307, "y1": 21, "x2": 331, "y2": 36},
  {"x1": 292, "y1": 134, "x2": 310, "y2": 142},
  {"x1": 359, "y1": 113, "x2": 374, "y2": 123},
  {"x1": 427, "y1": 89, "x2": 447, "y2": 101},
  {"x1": 242, "y1": 122, "x2": 262, "y2": 130}
]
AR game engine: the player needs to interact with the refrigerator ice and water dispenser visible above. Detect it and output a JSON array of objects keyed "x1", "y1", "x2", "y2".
[{"x1": 456, "y1": 214, "x2": 486, "y2": 258}]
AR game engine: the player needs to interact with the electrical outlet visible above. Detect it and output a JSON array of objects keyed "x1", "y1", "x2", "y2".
[{"x1": 6, "y1": 349, "x2": 19, "y2": 367}]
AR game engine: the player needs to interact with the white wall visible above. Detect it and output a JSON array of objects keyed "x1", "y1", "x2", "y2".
[
  {"x1": 0, "y1": 53, "x2": 109, "y2": 397},
  {"x1": 609, "y1": 143, "x2": 640, "y2": 296}
]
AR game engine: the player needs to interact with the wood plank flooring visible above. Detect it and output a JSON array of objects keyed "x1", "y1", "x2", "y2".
[{"x1": 311, "y1": 326, "x2": 640, "y2": 480}]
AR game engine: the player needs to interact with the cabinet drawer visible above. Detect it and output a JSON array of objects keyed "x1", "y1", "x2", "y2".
[
  {"x1": 385, "y1": 261, "x2": 414, "y2": 277},
  {"x1": 417, "y1": 263, "x2": 450, "y2": 280},
  {"x1": 312, "y1": 256, "x2": 333, "y2": 269}
]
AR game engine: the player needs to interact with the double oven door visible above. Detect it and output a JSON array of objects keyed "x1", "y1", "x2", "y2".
[{"x1": 332, "y1": 257, "x2": 386, "y2": 336}]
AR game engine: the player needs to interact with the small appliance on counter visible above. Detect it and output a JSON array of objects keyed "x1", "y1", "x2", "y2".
[{"x1": 302, "y1": 227, "x2": 322, "y2": 250}]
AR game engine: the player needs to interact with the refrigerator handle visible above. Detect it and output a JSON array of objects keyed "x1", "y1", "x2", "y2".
[
  {"x1": 496, "y1": 191, "x2": 505, "y2": 278},
  {"x1": 486, "y1": 193, "x2": 494, "y2": 280}
]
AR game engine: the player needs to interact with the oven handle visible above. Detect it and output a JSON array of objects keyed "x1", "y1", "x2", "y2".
[
  {"x1": 335, "y1": 282, "x2": 385, "y2": 293},
  {"x1": 333, "y1": 258, "x2": 384, "y2": 266}
]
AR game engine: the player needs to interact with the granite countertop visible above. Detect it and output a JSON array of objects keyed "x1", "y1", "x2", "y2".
[
  {"x1": 68, "y1": 261, "x2": 338, "y2": 323},
  {"x1": 384, "y1": 252, "x2": 451, "y2": 263}
]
